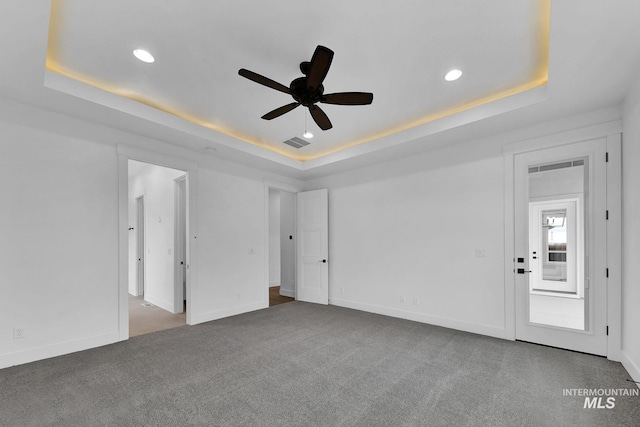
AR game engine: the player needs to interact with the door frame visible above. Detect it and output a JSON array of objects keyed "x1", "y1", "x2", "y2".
[
  {"x1": 118, "y1": 145, "x2": 198, "y2": 340},
  {"x1": 503, "y1": 124, "x2": 621, "y2": 361},
  {"x1": 263, "y1": 181, "x2": 302, "y2": 307}
]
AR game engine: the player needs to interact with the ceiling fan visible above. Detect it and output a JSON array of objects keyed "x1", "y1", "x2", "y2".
[{"x1": 238, "y1": 45, "x2": 373, "y2": 131}]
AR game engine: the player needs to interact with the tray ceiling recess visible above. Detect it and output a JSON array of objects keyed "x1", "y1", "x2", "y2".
[{"x1": 44, "y1": 0, "x2": 549, "y2": 164}]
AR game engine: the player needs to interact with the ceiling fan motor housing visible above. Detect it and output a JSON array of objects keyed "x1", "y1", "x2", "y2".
[{"x1": 290, "y1": 77, "x2": 323, "y2": 107}]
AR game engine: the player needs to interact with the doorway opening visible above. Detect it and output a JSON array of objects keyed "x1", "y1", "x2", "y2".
[
  {"x1": 128, "y1": 159, "x2": 188, "y2": 336},
  {"x1": 527, "y1": 159, "x2": 587, "y2": 331},
  {"x1": 268, "y1": 188, "x2": 296, "y2": 307}
]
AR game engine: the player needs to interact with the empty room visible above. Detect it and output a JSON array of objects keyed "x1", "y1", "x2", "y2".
[{"x1": 1, "y1": 1, "x2": 640, "y2": 426}]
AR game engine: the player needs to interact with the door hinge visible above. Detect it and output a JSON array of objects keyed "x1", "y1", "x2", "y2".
[
  {"x1": 606, "y1": 268, "x2": 609, "y2": 278},
  {"x1": 606, "y1": 326, "x2": 609, "y2": 336},
  {"x1": 606, "y1": 210, "x2": 609, "y2": 220},
  {"x1": 606, "y1": 152, "x2": 609, "y2": 162}
]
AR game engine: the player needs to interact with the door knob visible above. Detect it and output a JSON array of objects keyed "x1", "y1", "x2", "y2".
[{"x1": 320, "y1": 259, "x2": 327, "y2": 263}]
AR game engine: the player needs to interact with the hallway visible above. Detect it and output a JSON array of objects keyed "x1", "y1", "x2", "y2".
[
  {"x1": 129, "y1": 295, "x2": 186, "y2": 337},
  {"x1": 269, "y1": 286, "x2": 294, "y2": 307}
]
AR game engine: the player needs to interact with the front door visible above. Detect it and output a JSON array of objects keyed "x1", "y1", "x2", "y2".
[{"x1": 514, "y1": 138, "x2": 608, "y2": 355}]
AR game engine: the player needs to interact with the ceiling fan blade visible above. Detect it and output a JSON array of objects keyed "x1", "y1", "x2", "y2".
[
  {"x1": 306, "y1": 46, "x2": 334, "y2": 90},
  {"x1": 261, "y1": 102, "x2": 300, "y2": 120},
  {"x1": 321, "y1": 92, "x2": 374, "y2": 105},
  {"x1": 309, "y1": 105, "x2": 332, "y2": 130},
  {"x1": 238, "y1": 68, "x2": 290, "y2": 94}
]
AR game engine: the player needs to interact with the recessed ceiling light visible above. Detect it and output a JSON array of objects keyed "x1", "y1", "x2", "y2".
[
  {"x1": 445, "y1": 69, "x2": 462, "y2": 81},
  {"x1": 303, "y1": 131, "x2": 314, "y2": 139},
  {"x1": 133, "y1": 49, "x2": 155, "y2": 63}
]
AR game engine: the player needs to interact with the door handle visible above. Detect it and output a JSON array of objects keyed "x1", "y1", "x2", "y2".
[
  {"x1": 319, "y1": 259, "x2": 327, "y2": 263},
  {"x1": 517, "y1": 268, "x2": 531, "y2": 274}
]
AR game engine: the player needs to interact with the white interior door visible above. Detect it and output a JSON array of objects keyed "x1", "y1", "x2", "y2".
[
  {"x1": 136, "y1": 195, "x2": 145, "y2": 296},
  {"x1": 296, "y1": 189, "x2": 329, "y2": 305},
  {"x1": 174, "y1": 175, "x2": 187, "y2": 313},
  {"x1": 514, "y1": 138, "x2": 608, "y2": 355}
]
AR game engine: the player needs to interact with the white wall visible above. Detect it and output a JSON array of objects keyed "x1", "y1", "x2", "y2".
[
  {"x1": 0, "y1": 120, "x2": 120, "y2": 367},
  {"x1": 0, "y1": 98, "x2": 302, "y2": 368},
  {"x1": 304, "y1": 111, "x2": 626, "y2": 340},
  {"x1": 128, "y1": 161, "x2": 185, "y2": 312},
  {"x1": 621, "y1": 74, "x2": 640, "y2": 381},
  {"x1": 306, "y1": 143, "x2": 507, "y2": 338},
  {"x1": 268, "y1": 189, "x2": 281, "y2": 287},
  {"x1": 279, "y1": 191, "x2": 296, "y2": 297}
]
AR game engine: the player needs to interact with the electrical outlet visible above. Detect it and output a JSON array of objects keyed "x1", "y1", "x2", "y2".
[
  {"x1": 413, "y1": 297, "x2": 420, "y2": 305},
  {"x1": 13, "y1": 327, "x2": 26, "y2": 339},
  {"x1": 340, "y1": 287, "x2": 345, "y2": 294},
  {"x1": 400, "y1": 295, "x2": 406, "y2": 303}
]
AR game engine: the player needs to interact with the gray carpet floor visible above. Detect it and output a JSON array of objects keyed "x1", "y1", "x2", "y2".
[{"x1": 1, "y1": 302, "x2": 638, "y2": 426}]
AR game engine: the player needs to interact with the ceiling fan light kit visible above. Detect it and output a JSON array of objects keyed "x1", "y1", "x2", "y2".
[
  {"x1": 302, "y1": 109, "x2": 313, "y2": 139},
  {"x1": 239, "y1": 45, "x2": 374, "y2": 132}
]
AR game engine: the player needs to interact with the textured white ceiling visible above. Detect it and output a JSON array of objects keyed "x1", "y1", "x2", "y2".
[{"x1": 46, "y1": 0, "x2": 545, "y2": 160}]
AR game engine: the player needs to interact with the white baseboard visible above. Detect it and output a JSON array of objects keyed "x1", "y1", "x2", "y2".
[
  {"x1": 329, "y1": 298, "x2": 506, "y2": 339},
  {"x1": 143, "y1": 294, "x2": 175, "y2": 314},
  {"x1": 620, "y1": 351, "x2": 640, "y2": 389},
  {"x1": 279, "y1": 288, "x2": 295, "y2": 298},
  {"x1": 191, "y1": 301, "x2": 267, "y2": 325},
  {"x1": 0, "y1": 331, "x2": 121, "y2": 370},
  {"x1": 269, "y1": 281, "x2": 280, "y2": 288}
]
